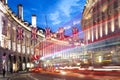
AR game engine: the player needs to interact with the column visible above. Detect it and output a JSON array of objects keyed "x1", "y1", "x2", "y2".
[
  {"x1": 111, "y1": 19, "x2": 114, "y2": 32},
  {"x1": 118, "y1": 16, "x2": 120, "y2": 28},
  {"x1": 25, "y1": 34, "x2": 27, "y2": 54},
  {"x1": 105, "y1": 21, "x2": 108, "y2": 35},
  {"x1": 22, "y1": 30, "x2": 25, "y2": 54},
  {"x1": 91, "y1": 28, "x2": 94, "y2": 42},
  {"x1": 111, "y1": 1, "x2": 114, "y2": 32},
  {"x1": 8, "y1": 22, "x2": 12, "y2": 50},
  {"x1": 96, "y1": 26, "x2": 98, "y2": 39},
  {"x1": 84, "y1": 30, "x2": 88, "y2": 44},
  {"x1": 100, "y1": 23, "x2": 103, "y2": 37},
  {"x1": 12, "y1": 27, "x2": 16, "y2": 52},
  {"x1": 10, "y1": 23, "x2": 12, "y2": 51},
  {"x1": 88, "y1": 29, "x2": 90, "y2": 40}
]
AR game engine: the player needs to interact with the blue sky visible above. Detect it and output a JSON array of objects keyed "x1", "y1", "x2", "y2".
[{"x1": 8, "y1": 0, "x2": 86, "y2": 36}]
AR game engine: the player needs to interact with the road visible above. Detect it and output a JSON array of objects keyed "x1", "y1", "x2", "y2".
[{"x1": 8, "y1": 71, "x2": 120, "y2": 80}]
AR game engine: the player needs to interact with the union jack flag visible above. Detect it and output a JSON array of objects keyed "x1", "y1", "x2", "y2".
[
  {"x1": 45, "y1": 27, "x2": 51, "y2": 39},
  {"x1": 72, "y1": 27, "x2": 78, "y2": 34},
  {"x1": 72, "y1": 27, "x2": 79, "y2": 41},
  {"x1": 31, "y1": 27, "x2": 38, "y2": 40},
  {"x1": 58, "y1": 27, "x2": 64, "y2": 40},
  {"x1": 16, "y1": 27, "x2": 24, "y2": 40}
]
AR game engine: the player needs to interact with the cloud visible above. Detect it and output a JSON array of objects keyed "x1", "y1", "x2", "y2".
[
  {"x1": 49, "y1": 0, "x2": 85, "y2": 26},
  {"x1": 64, "y1": 25, "x2": 71, "y2": 30},
  {"x1": 53, "y1": 20, "x2": 61, "y2": 25},
  {"x1": 31, "y1": 8, "x2": 37, "y2": 11},
  {"x1": 49, "y1": 11, "x2": 61, "y2": 25},
  {"x1": 58, "y1": 0, "x2": 80, "y2": 17},
  {"x1": 73, "y1": 20, "x2": 80, "y2": 25},
  {"x1": 49, "y1": 11, "x2": 59, "y2": 21}
]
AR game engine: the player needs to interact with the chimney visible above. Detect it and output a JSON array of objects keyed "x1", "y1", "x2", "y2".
[
  {"x1": 1, "y1": 0, "x2": 7, "y2": 4},
  {"x1": 32, "y1": 15, "x2": 36, "y2": 27},
  {"x1": 18, "y1": 4, "x2": 23, "y2": 20}
]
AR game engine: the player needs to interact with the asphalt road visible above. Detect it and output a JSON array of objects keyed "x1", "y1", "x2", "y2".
[
  {"x1": 8, "y1": 71, "x2": 120, "y2": 80},
  {"x1": 9, "y1": 73, "x2": 94, "y2": 80}
]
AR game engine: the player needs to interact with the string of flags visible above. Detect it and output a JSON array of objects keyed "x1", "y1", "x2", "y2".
[
  {"x1": 4, "y1": 26, "x2": 79, "y2": 41},
  {"x1": 2, "y1": 15, "x2": 80, "y2": 45},
  {"x1": 17, "y1": 27, "x2": 24, "y2": 40},
  {"x1": 31, "y1": 27, "x2": 38, "y2": 40},
  {"x1": 2, "y1": 16, "x2": 79, "y2": 41},
  {"x1": 16, "y1": 27, "x2": 38, "y2": 40},
  {"x1": 2, "y1": 17, "x2": 38, "y2": 40},
  {"x1": 45, "y1": 27, "x2": 79, "y2": 40},
  {"x1": 45, "y1": 27, "x2": 51, "y2": 40}
]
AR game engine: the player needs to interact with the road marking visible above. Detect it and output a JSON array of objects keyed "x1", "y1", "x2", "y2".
[{"x1": 27, "y1": 74, "x2": 39, "y2": 80}]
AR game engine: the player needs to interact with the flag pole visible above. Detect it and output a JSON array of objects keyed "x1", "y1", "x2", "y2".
[{"x1": 45, "y1": 14, "x2": 48, "y2": 28}]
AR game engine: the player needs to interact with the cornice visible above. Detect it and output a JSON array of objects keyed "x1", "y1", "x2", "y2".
[{"x1": 0, "y1": 2, "x2": 45, "y2": 38}]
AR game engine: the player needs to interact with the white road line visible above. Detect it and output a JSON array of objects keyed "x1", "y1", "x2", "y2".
[
  {"x1": 27, "y1": 74, "x2": 39, "y2": 80},
  {"x1": 53, "y1": 78, "x2": 66, "y2": 80}
]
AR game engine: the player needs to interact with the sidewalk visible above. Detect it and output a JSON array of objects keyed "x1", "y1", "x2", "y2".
[
  {"x1": 0, "y1": 73, "x2": 14, "y2": 80},
  {"x1": 0, "y1": 71, "x2": 30, "y2": 80},
  {"x1": 0, "y1": 73, "x2": 11, "y2": 80}
]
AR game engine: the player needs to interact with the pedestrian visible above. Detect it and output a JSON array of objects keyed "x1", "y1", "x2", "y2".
[{"x1": 2, "y1": 52, "x2": 7, "y2": 77}]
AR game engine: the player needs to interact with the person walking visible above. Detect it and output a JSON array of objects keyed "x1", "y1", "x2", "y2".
[{"x1": 2, "y1": 52, "x2": 7, "y2": 77}]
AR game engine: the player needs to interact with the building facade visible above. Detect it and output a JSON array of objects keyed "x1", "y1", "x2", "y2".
[
  {"x1": 33, "y1": 0, "x2": 120, "y2": 69},
  {"x1": 0, "y1": 0, "x2": 44, "y2": 73},
  {"x1": 81, "y1": 0, "x2": 120, "y2": 67}
]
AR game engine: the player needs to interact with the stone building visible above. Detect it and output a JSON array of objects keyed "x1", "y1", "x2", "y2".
[
  {"x1": 81, "y1": 0, "x2": 120, "y2": 67},
  {"x1": 0, "y1": 0, "x2": 44, "y2": 73}
]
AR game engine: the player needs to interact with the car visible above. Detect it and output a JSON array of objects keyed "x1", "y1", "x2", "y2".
[{"x1": 29, "y1": 67, "x2": 43, "y2": 72}]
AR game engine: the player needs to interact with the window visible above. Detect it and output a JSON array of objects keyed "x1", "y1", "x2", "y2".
[
  {"x1": 2, "y1": 17, "x2": 8, "y2": 36},
  {"x1": 114, "y1": 0, "x2": 118, "y2": 9},
  {"x1": 102, "y1": 23, "x2": 106, "y2": 36},
  {"x1": 108, "y1": 21, "x2": 111, "y2": 34},
  {"x1": 114, "y1": 0, "x2": 118, "y2": 15},
  {"x1": 102, "y1": 12, "x2": 106, "y2": 20},
  {"x1": 114, "y1": 18, "x2": 119, "y2": 33},
  {"x1": 107, "y1": 5, "x2": 112, "y2": 18}
]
